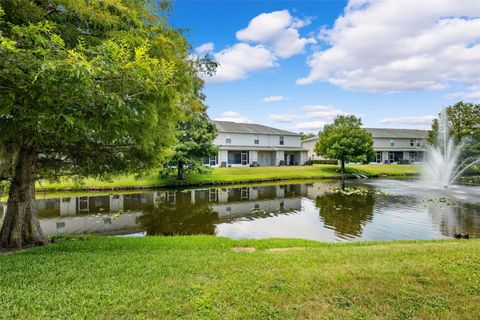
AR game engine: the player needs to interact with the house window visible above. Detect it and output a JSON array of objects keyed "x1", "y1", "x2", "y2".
[
  {"x1": 416, "y1": 140, "x2": 421, "y2": 147},
  {"x1": 228, "y1": 151, "x2": 249, "y2": 165},
  {"x1": 226, "y1": 135, "x2": 231, "y2": 144},
  {"x1": 254, "y1": 135, "x2": 259, "y2": 145},
  {"x1": 203, "y1": 155, "x2": 217, "y2": 166},
  {"x1": 410, "y1": 139, "x2": 414, "y2": 147},
  {"x1": 279, "y1": 136, "x2": 285, "y2": 145},
  {"x1": 376, "y1": 152, "x2": 383, "y2": 163},
  {"x1": 410, "y1": 151, "x2": 416, "y2": 163},
  {"x1": 390, "y1": 139, "x2": 395, "y2": 147}
]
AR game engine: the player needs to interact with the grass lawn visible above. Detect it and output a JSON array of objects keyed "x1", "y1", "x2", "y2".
[
  {"x1": 34, "y1": 164, "x2": 420, "y2": 192},
  {"x1": 0, "y1": 236, "x2": 478, "y2": 319}
]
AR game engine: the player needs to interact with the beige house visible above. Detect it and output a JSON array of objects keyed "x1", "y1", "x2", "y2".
[
  {"x1": 210, "y1": 121, "x2": 308, "y2": 167},
  {"x1": 302, "y1": 128, "x2": 429, "y2": 164}
]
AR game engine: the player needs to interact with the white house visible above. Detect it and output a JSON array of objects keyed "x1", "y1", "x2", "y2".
[
  {"x1": 302, "y1": 128, "x2": 429, "y2": 164},
  {"x1": 209, "y1": 121, "x2": 308, "y2": 167}
]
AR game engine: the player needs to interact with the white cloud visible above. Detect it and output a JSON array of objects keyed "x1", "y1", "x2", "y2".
[
  {"x1": 294, "y1": 121, "x2": 327, "y2": 130},
  {"x1": 236, "y1": 10, "x2": 316, "y2": 58},
  {"x1": 205, "y1": 43, "x2": 276, "y2": 83},
  {"x1": 262, "y1": 95, "x2": 287, "y2": 102},
  {"x1": 297, "y1": 0, "x2": 480, "y2": 93},
  {"x1": 214, "y1": 111, "x2": 252, "y2": 123},
  {"x1": 195, "y1": 42, "x2": 214, "y2": 55},
  {"x1": 268, "y1": 105, "x2": 356, "y2": 133},
  {"x1": 303, "y1": 105, "x2": 347, "y2": 120},
  {"x1": 448, "y1": 85, "x2": 480, "y2": 101},
  {"x1": 380, "y1": 115, "x2": 436, "y2": 127},
  {"x1": 267, "y1": 114, "x2": 299, "y2": 123}
]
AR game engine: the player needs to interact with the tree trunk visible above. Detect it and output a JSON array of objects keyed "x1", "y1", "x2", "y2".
[
  {"x1": 0, "y1": 146, "x2": 46, "y2": 248},
  {"x1": 177, "y1": 162, "x2": 185, "y2": 180},
  {"x1": 341, "y1": 159, "x2": 346, "y2": 173}
]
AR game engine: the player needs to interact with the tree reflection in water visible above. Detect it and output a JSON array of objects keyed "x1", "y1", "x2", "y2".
[
  {"x1": 316, "y1": 189, "x2": 375, "y2": 239},
  {"x1": 136, "y1": 191, "x2": 219, "y2": 236}
]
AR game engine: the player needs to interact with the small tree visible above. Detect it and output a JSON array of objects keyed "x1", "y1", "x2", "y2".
[
  {"x1": 162, "y1": 106, "x2": 218, "y2": 180},
  {"x1": 315, "y1": 116, "x2": 374, "y2": 173}
]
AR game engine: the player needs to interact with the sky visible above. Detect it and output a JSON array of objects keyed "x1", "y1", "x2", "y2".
[{"x1": 167, "y1": 0, "x2": 480, "y2": 133}]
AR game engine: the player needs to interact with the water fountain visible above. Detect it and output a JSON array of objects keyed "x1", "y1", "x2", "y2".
[{"x1": 423, "y1": 109, "x2": 480, "y2": 188}]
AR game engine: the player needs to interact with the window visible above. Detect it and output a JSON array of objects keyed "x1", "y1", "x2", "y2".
[
  {"x1": 210, "y1": 155, "x2": 217, "y2": 166},
  {"x1": 254, "y1": 135, "x2": 259, "y2": 145},
  {"x1": 390, "y1": 139, "x2": 395, "y2": 147},
  {"x1": 410, "y1": 139, "x2": 414, "y2": 147},
  {"x1": 389, "y1": 152, "x2": 394, "y2": 164},
  {"x1": 410, "y1": 151, "x2": 416, "y2": 163},
  {"x1": 416, "y1": 140, "x2": 421, "y2": 147},
  {"x1": 204, "y1": 155, "x2": 217, "y2": 166},
  {"x1": 279, "y1": 136, "x2": 285, "y2": 145},
  {"x1": 226, "y1": 135, "x2": 231, "y2": 144},
  {"x1": 228, "y1": 151, "x2": 249, "y2": 165},
  {"x1": 376, "y1": 152, "x2": 383, "y2": 163}
]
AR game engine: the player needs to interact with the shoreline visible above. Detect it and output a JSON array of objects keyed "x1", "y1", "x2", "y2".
[{"x1": 15, "y1": 172, "x2": 419, "y2": 195}]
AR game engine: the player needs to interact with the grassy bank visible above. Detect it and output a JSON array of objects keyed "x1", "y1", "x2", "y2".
[
  {"x1": 34, "y1": 164, "x2": 420, "y2": 192},
  {"x1": 1, "y1": 236, "x2": 478, "y2": 319}
]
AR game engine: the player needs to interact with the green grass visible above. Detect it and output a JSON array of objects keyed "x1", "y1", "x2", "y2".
[
  {"x1": 1, "y1": 236, "x2": 478, "y2": 319},
  {"x1": 33, "y1": 164, "x2": 420, "y2": 192}
]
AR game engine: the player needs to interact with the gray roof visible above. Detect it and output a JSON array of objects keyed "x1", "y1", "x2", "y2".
[
  {"x1": 365, "y1": 128, "x2": 429, "y2": 139},
  {"x1": 213, "y1": 120, "x2": 299, "y2": 136},
  {"x1": 301, "y1": 128, "x2": 429, "y2": 142}
]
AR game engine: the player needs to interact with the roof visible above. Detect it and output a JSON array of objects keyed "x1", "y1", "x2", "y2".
[
  {"x1": 301, "y1": 128, "x2": 429, "y2": 142},
  {"x1": 302, "y1": 136, "x2": 318, "y2": 142},
  {"x1": 364, "y1": 128, "x2": 429, "y2": 139},
  {"x1": 213, "y1": 121, "x2": 299, "y2": 136}
]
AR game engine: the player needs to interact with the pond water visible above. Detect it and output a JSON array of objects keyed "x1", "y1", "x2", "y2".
[{"x1": 1, "y1": 179, "x2": 480, "y2": 242}]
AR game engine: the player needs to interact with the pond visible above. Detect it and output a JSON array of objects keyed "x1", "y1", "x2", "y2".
[{"x1": 1, "y1": 179, "x2": 480, "y2": 242}]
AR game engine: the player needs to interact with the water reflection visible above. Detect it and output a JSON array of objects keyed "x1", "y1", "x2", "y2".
[
  {"x1": 316, "y1": 190, "x2": 375, "y2": 240},
  {"x1": 137, "y1": 192, "x2": 218, "y2": 236},
  {"x1": 1, "y1": 179, "x2": 480, "y2": 241}
]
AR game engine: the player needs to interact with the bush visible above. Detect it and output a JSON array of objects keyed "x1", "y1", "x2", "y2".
[{"x1": 312, "y1": 159, "x2": 338, "y2": 165}]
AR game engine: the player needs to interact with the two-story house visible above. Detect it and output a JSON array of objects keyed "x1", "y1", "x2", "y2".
[
  {"x1": 302, "y1": 128, "x2": 429, "y2": 164},
  {"x1": 209, "y1": 121, "x2": 308, "y2": 167}
]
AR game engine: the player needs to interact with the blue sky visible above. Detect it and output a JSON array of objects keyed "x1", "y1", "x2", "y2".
[{"x1": 168, "y1": 0, "x2": 480, "y2": 132}]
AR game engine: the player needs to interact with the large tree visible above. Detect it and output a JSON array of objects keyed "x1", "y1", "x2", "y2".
[
  {"x1": 0, "y1": 1, "x2": 210, "y2": 248},
  {"x1": 429, "y1": 102, "x2": 480, "y2": 161},
  {"x1": 162, "y1": 105, "x2": 218, "y2": 180},
  {"x1": 315, "y1": 115, "x2": 374, "y2": 173}
]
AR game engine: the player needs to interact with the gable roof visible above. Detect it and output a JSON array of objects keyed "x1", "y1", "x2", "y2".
[
  {"x1": 213, "y1": 121, "x2": 299, "y2": 136},
  {"x1": 365, "y1": 128, "x2": 429, "y2": 139},
  {"x1": 301, "y1": 128, "x2": 429, "y2": 142}
]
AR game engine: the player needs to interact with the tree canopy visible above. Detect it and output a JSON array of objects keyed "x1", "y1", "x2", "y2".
[
  {"x1": 0, "y1": 0, "x2": 213, "y2": 248},
  {"x1": 162, "y1": 105, "x2": 218, "y2": 180},
  {"x1": 315, "y1": 116, "x2": 374, "y2": 173},
  {"x1": 299, "y1": 132, "x2": 316, "y2": 141},
  {"x1": 428, "y1": 102, "x2": 480, "y2": 161}
]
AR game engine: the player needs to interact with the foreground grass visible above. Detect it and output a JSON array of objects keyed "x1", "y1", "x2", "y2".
[
  {"x1": 1, "y1": 236, "x2": 479, "y2": 319},
  {"x1": 35, "y1": 164, "x2": 420, "y2": 192}
]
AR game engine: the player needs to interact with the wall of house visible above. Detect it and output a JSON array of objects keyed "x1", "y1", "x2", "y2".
[
  {"x1": 215, "y1": 132, "x2": 300, "y2": 148},
  {"x1": 373, "y1": 138, "x2": 425, "y2": 151},
  {"x1": 301, "y1": 139, "x2": 324, "y2": 160},
  {"x1": 301, "y1": 137, "x2": 426, "y2": 164}
]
